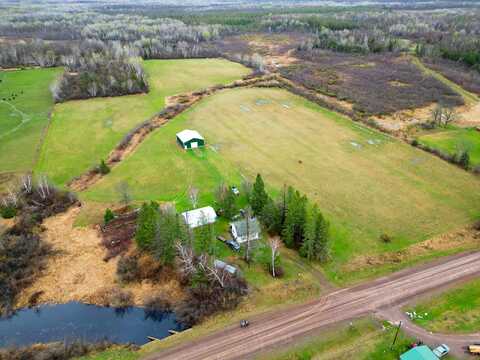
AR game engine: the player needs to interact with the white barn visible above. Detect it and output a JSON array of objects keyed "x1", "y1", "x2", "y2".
[{"x1": 181, "y1": 206, "x2": 217, "y2": 229}]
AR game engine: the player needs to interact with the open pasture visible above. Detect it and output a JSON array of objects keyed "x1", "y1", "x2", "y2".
[
  {"x1": 35, "y1": 59, "x2": 250, "y2": 186},
  {"x1": 0, "y1": 67, "x2": 61, "y2": 188},
  {"x1": 84, "y1": 87, "x2": 480, "y2": 282},
  {"x1": 418, "y1": 127, "x2": 480, "y2": 168}
]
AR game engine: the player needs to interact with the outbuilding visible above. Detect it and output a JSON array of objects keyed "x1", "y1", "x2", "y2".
[
  {"x1": 181, "y1": 206, "x2": 217, "y2": 229},
  {"x1": 176, "y1": 129, "x2": 205, "y2": 149},
  {"x1": 400, "y1": 346, "x2": 439, "y2": 360},
  {"x1": 230, "y1": 217, "x2": 261, "y2": 244}
]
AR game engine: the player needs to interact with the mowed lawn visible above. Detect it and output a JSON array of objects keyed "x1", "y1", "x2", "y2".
[
  {"x1": 418, "y1": 127, "x2": 480, "y2": 167},
  {"x1": 35, "y1": 59, "x2": 249, "y2": 185},
  {"x1": 407, "y1": 278, "x2": 480, "y2": 334},
  {"x1": 0, "y1": 68, "x2": 61, "y2": 179}
]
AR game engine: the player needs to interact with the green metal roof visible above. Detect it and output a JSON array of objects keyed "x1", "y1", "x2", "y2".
[{"x1": 400, "y1": 346, "x2": 439, "y2": 360}]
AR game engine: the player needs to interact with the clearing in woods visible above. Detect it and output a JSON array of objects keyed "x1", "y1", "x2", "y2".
[
  {"x1": 34, "y1": 59, "x2": 250, "y2": 186},
  {"x1": 0, "y1": 68, "x2": 61, "y2": 188},
  {"x1": 84, "y1": 87, "x2": 480, "y2": 283}
]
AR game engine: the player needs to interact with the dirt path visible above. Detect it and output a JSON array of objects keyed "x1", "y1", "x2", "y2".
[
  {"x1": 378, "y1": 307, "x2": 479, "y2": 359},
  {"x1": 17, "y1": 206, "x2": 183, "y2": 307},
  {"x1": 145, "y1": 251, "x2": 480, "y2": 360}
]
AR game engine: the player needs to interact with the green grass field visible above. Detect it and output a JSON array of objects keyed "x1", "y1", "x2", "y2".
[
  {"x1": 418, "y1": 127, "x2": 480, "y2": 167},
  {"x1": 85, "y1": 87, "x2": 480, "y2": 283},
  {"x1": 35, "y1": 59, "x2": 249, "y2": 185},
  {"x1": 407, "y1": 278, "x2": 480, "y2": 334},
  {"x1": 0, "y1": 68, "x2": 61, "y2": 184}
]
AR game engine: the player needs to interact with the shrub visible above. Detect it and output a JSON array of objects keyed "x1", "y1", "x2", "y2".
[
  {"x1": 473, "y1": 220, "x2": 480, "y2": 231},
  {"x1": 117, "y1": 253, "x2": 141, "y2": 283},
  {"x1": 411, "y1": 139, "x2": 419, "y2": 147},
  {"x1": 95, "y1": 287, "x2": 134, "y2": 308},
  {"x1": 473, "y1": 165, "x2": 480, "y2": 175},
  {"x1": 457, "y1": 150, "x2": 470, "y2": 170},
  {"x1": 0, "y1": 205, "x2": 16, "y2": 219},
  {"x1": 144, "y1": 293, "x2": 172, "y2": 313},
  {"x1": 98, "y1": 159, "x2": 111, "y2": 175},
  {"x1": 0, "y1": 341, "x2": 125, "y2": 360},
  {"x1": 104, "y1": 208, "x2": 115, "y2": 224},
  {"x1": 380, "y1": 233, "x2": 392, "y2": 243}
]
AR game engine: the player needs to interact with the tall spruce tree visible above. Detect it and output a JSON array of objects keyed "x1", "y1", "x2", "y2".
[
  {"x1": 300, "y1": 205, "x2": 329, "y2": 262},
  {"x1": 154, "y1": 209, "x2": 180, "y2": 266},
  {"x1": 135, "y1": 201, "x2": 159, "y2": 250},
  {"x1": 251, "y1": 174, "x2": 268, "y2": 215},
  {"x1": 215, "y1": 184, "x2": 236, "y2": 220},
  {"x1": 260, "y1": 197, "x2": 282, "y2": 235},
  {"x1": 282, "y1": 188, "x2": 307, "y2": 249}
]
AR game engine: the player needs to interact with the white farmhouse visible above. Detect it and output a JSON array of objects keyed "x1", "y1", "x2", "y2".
[{"x1": 230, "y1": 217, "x2": 261, "y2": 244}]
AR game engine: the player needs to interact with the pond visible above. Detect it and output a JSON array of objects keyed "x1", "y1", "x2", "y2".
[{"x1": 0, "y1": 302, "x2": 184, "y2": 348}]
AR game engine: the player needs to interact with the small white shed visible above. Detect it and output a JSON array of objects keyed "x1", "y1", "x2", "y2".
[{"x1": 181, "y1": 206, "x2": 217, "y2": 229}]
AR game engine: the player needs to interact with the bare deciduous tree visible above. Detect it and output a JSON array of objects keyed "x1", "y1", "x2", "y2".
[
  {"x1": 269, "y1": 237, "x2": 281, "y2": 278},
  {"x1": 188, "y1": 185, "x2": 199, "y2": 209}
]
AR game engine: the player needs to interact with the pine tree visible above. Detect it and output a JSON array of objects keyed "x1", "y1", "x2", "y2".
[
  {"x1": 282, "y1": 188, "x2": 307, "y2": 249},
  {"x1": 300, "y1": 205, "x2": 329, "y2": 262},
  {"x1": 104, "y1": 208, "x2": 115, "y2": 225},
  {"x1": 215, "y1": 184, "x2": 236, "y2": 220},
  {"x1": 251, "y1": 174, "x2": 268, "y2": 215},
  {"x1": 154, "y1": 209, "x2": 177, "y2": 266},
  {"x1": 135, "y1": 201, "x2": 159, "y2": 250},
  {"x1": 260, "y1": 197, "x2": 282, "y2": 235}
]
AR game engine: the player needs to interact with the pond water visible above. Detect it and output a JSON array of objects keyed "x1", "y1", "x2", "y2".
[{"x1": 0, "y1": 302, "x2": 184, "y2": 348}]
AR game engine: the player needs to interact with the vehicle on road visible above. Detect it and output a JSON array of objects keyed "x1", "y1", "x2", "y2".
[
  {"x1": 240, "y1": 319, "x2": 249, "y2": 328},
  {"x1": 226, "y1": 239, "x2": 241, "y2": 252},
  {"x1": 432, "y1": 344, "x2": 450, "y2": 358},
  {"x1": 468, "y1": 344, "x2": 480, "y2": 355}
]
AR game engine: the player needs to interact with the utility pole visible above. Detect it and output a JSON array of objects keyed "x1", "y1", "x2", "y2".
[{"x1": 391, "y1": 321, "x2": 402, "y2": 350}]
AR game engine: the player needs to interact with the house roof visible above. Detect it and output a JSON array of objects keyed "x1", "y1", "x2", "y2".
[
  {"x1": 400, "y1": 346, "x2": 439, "y2": 360},
  {"x1": 231, "y1": 217, "x2": 261, "y2": 237},
  {"x1": 176, "y1": 129, "x2": 204, "y2": 144},
  {"x1": 181, "y1": 206, "x2": 217, "y2": 228}
]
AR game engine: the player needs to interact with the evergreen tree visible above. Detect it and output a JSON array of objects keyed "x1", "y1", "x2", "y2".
[
  {"x1": 103, "y1": 208, "x2": 115, "y2": 225},
  {"x1": 251, "y1": 174, "x2": 268, "y2": 215},
  {"x1": 215, "y1": 184, "x2": 236, "y2": 220},
  {"x1": 458, "y1": 150, "x2": 470, "y2": 170},
  {"x1": 98, "y1": 159, "x2": 110, "y2": 175},
  {"x1": 260, "y1": 197, "x2": 282, "y2": 235},
  {"x1": 300, "y1": 205, "x2": 329, "y2": 262},
  {"x1": 282, "y1": 188, "x2": 307, "y2": 249},
  {"x1": 154, "y1": 209, "x2": 178, "y2": 266},
  {"x1": 135, "y1": 201, "x2": 159, "y2": 250}
]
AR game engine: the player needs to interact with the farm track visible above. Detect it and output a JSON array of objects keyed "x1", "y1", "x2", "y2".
[
  {"x1": 146, "y1": 251, "x2": 480, "y2": 360},
  {"x1": 67, "y1": 74, "x2": 278, "y2": 192}
]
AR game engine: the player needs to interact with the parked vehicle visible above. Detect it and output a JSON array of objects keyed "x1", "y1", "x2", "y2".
[
  {"x1": 240, "y1": 319, "x2": 249, "y2": 328},
  {"x1": 226, "y1": 239, "x2": 241, "y2": 252},
  {"x1": 468, "y1": 344, "x2": 480, "y2": 355},
  {"x1": 231, "y1": 186, "x2": 240, "y2": 196},
  {"x1": 432, "y1": 344, "x2": 450, "y2": 358}
]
